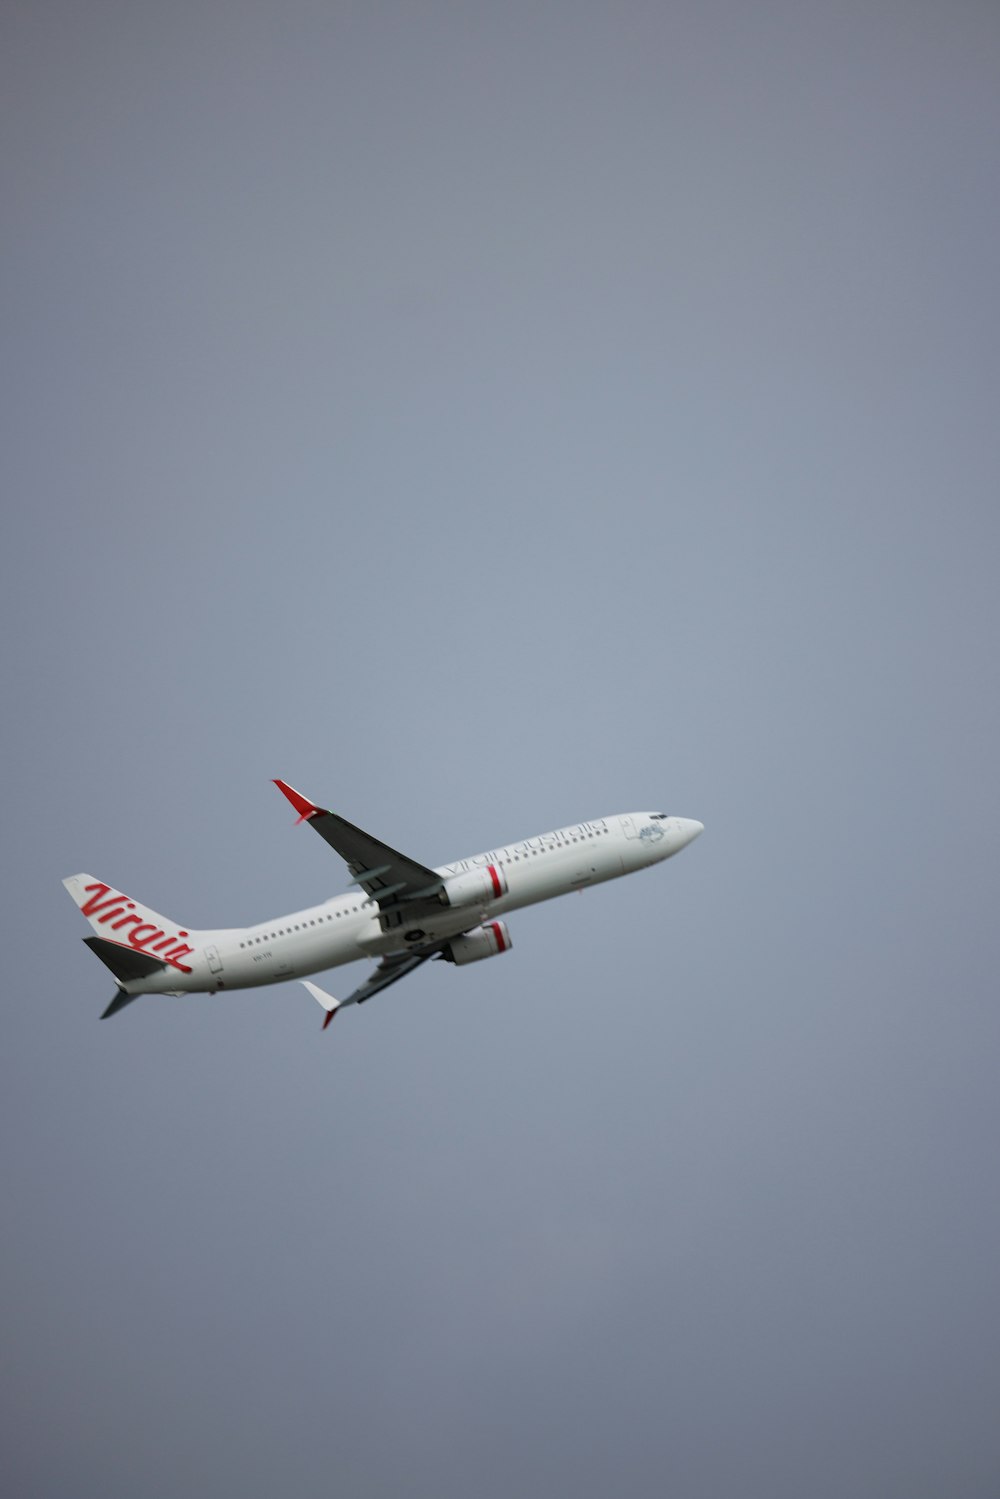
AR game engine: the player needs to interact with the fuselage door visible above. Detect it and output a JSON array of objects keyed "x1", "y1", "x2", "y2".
[
  {"x1": 206, "y1": 944, "x2": 224, "y2": 975},
  {"x1": 619, "y1": 815, "x2": 639, "y2": 839}
]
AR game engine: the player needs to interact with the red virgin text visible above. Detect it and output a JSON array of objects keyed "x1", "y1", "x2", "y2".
[{"x1": 81, "y1": 883, "x2": 194, "y2": 972}]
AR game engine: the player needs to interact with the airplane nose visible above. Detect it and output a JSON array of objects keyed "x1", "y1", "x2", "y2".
[{"x1": 677, "y1": 818, "x2": 704, "y2": 846}]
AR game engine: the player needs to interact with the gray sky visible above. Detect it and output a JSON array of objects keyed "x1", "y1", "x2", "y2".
[{"x1": 3, "y1": 2, "x2": 1000, "y2": 1495}]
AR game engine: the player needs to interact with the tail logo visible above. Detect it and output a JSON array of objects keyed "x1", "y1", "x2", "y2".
[{"x1": 80, "y1": 882, "x2": 195, "y2": 973}]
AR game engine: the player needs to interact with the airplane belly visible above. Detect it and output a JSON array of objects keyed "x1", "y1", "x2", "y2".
[{"x1": 358, "y1": 904, "x2": 494, "y2": 956}]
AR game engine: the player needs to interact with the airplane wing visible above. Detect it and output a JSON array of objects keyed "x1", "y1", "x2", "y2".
[
  {"x1": 338, "y1": 950, "x2": 435, "y2": 1006},
  {"x1": 302, "y1": 950, "x2": 438, "y2": 1029},
  {"x1": 274, "y1": 780, "x2": 444, "y2": 928}
]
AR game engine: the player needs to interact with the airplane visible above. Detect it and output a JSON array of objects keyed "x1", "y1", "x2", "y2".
[{"x1": 64, "y1": 779, "x2": 704, "y2": 1026}]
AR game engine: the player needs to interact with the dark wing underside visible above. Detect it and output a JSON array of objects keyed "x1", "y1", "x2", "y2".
[
  {"x1": 339, "y1": 948, "x2": 440, "y2": 1007},
  {"x1": 274, "y1": 780, "x2": 446, "y2": 931}
]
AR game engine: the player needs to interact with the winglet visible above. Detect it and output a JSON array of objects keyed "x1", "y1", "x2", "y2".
[
  {"x1": 274, "y1": 779, "x2": 326, "y2": 823},
  {"x1": 301, "y1": 979, "x2": 341, "y2": 1031}
]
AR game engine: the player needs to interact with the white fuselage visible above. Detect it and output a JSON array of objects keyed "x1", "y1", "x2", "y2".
[{"x1": 124, "y1": 812, "x2": 703, "y2": 997}]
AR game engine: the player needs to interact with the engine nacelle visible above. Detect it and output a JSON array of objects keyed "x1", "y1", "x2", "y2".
[
  {"x1": 445, "y1": 920, "x2": 513, "y2": 966},
  {"x1": 440, "y1": 863, "x2": 508, "y2": 907}
]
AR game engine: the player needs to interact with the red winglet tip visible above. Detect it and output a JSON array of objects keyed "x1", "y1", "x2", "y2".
[
  {"x1": 273, "y1": 779, "x2": 322, "y2": 822},
  {"x1": 322, "y1": 1008, "x2": 337, "y2": 1031}
]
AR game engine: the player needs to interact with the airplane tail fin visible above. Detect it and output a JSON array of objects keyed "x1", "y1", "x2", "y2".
[
  {"x1": 63, "y1": 873, "x2": 191, "y2": 938},
  {"x1": 63, "y1": 874, "x2": 196, "y2": 976}
]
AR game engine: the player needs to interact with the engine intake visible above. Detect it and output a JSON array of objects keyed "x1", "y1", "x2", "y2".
[
  {"x1": 440, "y1": 863, "x2": 508, "y2": 908},
  {"x1": 445, "y1": 921, "x2": 513, "y2": 966}
]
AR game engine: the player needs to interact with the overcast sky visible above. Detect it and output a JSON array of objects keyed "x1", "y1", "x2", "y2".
[{"x1": 3, "y1": 2, "x2": 1000, "y2": 1495}]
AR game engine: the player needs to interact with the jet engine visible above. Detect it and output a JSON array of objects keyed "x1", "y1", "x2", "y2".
[
  {"x1": 444, "y1": 920, "x2": 512, "y2": 965},
  {"x1": 440, "y1": 863, "x2": 508, "y2": 907}
]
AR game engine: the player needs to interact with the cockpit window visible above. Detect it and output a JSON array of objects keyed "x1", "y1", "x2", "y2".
[{"x1": 651, "y1": 813, "x2": 670, "y2": 820}]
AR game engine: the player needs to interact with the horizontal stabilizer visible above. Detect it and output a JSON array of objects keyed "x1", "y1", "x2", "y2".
[
  {"x1": 101, "y1": 987, "x2": 141, "y2": 1020},
  {"x1": 84, "y1": 936, "x2": 168, "y2": 984}
]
